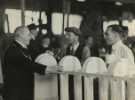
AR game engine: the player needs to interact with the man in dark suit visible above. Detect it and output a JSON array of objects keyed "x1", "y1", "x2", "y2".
[
  {"x1": 3, "y1": 26, "x2": 46, "y2": 100},
  {"x1": 65, "y1": 27, "x2": 83, "y2": 61},
  {"x1": 65, "y1": 27, "x2": 84, "y2": 100}
]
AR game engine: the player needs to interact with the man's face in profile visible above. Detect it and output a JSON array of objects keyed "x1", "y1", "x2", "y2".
[
  {"x1": 104, "y1": 27, "x2": 117, "y2": 45},
  {"x1": 30, "y1": 29, "x2": 38, "y2": 40},
  {"x1": 86, "y1": 36, "x2": 94, "y2": 46},
  {"x1": 42, "y1": 38, "x2": 50, "y2": 47},
  {"x1": 65, "y1": 32, "x2": 77, "y2": 44},
  {"x1": 21, "y1": 28, "x2": 32, "y2": 46}
]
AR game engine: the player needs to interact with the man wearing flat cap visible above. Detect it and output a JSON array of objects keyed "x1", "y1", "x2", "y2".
[
  {"x1": 65, "y1": 27, "x2": 84, "y2": 100},
  {"x1": 65, "y1": 26, "x2": 83, "y2": 61},
  {"x1": 27, "y1": 24, "x2": 40, "y2": 60},
  {"x1": 27, "y1": 24, "x2": 38, "y2": 40}
]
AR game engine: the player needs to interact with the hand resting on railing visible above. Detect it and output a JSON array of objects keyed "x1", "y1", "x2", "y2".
[{"x1": 108, "y1": 58, "x2": 135, "y2": 77}]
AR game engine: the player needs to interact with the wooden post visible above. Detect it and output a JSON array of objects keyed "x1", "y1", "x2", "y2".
[
  {"x1": 82, "y1": 57, "x2": 107, "y2": 100},
  {"x1": 0, "y1": 9, "x2": 6, "y2": 34},
  {"x1": 47, "y1": 0, "x2": 53, "y2": 36},
  {"x1": 60, "y1": 74, "x2": 69, "y2": 100},
  {"x1": 59, "y1": 56, "x2": 82, "y2": 100},
  {"x1": 62, "y1": 0, "x2": 71, "y2": 35},
  {"x1": 84, "y1": 77, "x2": 94, "y2": 100},
  {"x1": 110, "y1": 79, "x2": 125, "y2": 100},
  {"x1": 74, "y1": 76, "x2": 82, "y2": 100},
  {"x1": 21, "y1": 0, "x2": 25, "y2": 26},
  {"x1": 66, "y1": 0, "x2": 71, "y2": 27},
  {"x1": 62, "y1": 0, "x2": 66, "y2": 35},
  {"x1": 127, "y1": 79, "x2": 135, "y2": 100},
  {"x1": 35, "y1": 73, "x2": 58, "y2": 100},
  {"x1": 99, "y1": 78, "x2": 109, "y2": 100},
  {"x1": 34, "y1": 54, "x2": 58, "y2": 100}
]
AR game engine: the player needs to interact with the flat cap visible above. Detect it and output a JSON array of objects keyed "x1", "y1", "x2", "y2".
[
  {"x1": 65, "y1": 27, "x2": 81, "y2": 36},
  {"x1": 27, "y1": 24, "x2": 38, "y2": 30}
]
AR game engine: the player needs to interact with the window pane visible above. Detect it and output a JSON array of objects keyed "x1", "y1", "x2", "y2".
[
  {"x1": 103, "y1": 20, "x2": 119, "y2": 32},
  {"x1": 5, "y1": 9, "x2": 47, "y2": 33},
  {"x1": 52, "y1": 13, "x2": 82, "y2": 35},
  {"x1": 69, "y1": 14, "x2": 82, "y2": 28},
  {"x1": 5, "y1": 9, "x2": 21, "y2": 33},
  {"x1": 122, "y1": 20, "x2": 135, "y2": 36},
  {"x1": 52, "y1": 13, "x2": 63, "y2": 35}
]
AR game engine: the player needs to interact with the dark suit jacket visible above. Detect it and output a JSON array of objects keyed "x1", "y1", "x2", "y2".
[
  {"x1": 3, "y1": 41, "x2": 46, "y2": 100},
  {"x1": 28, "y1": 39, "x2": 40, "y2": 60},
  {"x1": 66, "y1": 43, "x2": 84, "y2": 61},
  {"x1": 66, "y1": 43, "x2": 84, "y2": 100}
]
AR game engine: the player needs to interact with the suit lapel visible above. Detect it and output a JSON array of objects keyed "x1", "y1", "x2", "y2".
[{"x1": 13, "y1": 41, "x2": 32, "y2": 61}]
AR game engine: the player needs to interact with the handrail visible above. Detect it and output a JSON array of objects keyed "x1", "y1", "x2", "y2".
[{"x1": 46, "y1": 70, "x2": 135, "y2": 81}]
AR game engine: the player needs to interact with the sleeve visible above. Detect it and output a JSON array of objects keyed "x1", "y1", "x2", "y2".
[{"x1": 4, "y1": 46, "x2": 46, "y2": 74}]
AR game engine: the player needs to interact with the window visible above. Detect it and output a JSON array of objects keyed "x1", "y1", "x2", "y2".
[
  {"x1": 122, "y1": 20, "x2": 135, "y2": 36},
  {"x1": 5, "y1": 9, "x2": 21, "y2": 33},
  {"x1": 5, "y1": 9, "x2": 47, "y2": 33},
  {"x1": 69, "y1": 14, "x2": 82, "y2": 28},
  {"x1": 103, "y1": 20, "x2": 119, "y2": 32},
  {"x1": 25, "y1": 11, "x2": 47, "y2": 26},
  {"x1": 52, "y1": 13, "x2": 63, "y2": 35},
  {"x1": 52, "y1": 13, "x2": 82, "y2": 35}
]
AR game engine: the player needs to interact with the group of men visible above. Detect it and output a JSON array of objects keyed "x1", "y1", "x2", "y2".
[
  {"x1": 65, "y1": 24, "x2": 134, "y2": 64},
  {"x1": 1, "y1": 24, "x2": 134, "y2": 100}
]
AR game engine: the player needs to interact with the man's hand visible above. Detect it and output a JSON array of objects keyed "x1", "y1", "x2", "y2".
[{"x1": 46, "y1": 65, "x2": 63, "y2": 72}]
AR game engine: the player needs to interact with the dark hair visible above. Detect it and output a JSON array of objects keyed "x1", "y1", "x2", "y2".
[
  {"x1": 121, "y1": 26, "x2": 128, "y2": 32},
  {"x1": 65, "y1": 27, "x2": 81, "y2": 36},
  {"x1": 27, "y1": 24, "x2": 38, "y2": 30},
  {"x1": 108, "y1": 25, "x2": 122, "y2": 33},
  {"x1": 84, "y1": 34, "x2": 93, "y2": 39},
  {"x1": 40, "y1": 35, "x2": 50, "y2": 41},
  {"x1": 107, "y1": 24, "x2": 125, "y2": 37},
  {"x1": 121, "y1": 26, "x2": 128, "y2": 38}
]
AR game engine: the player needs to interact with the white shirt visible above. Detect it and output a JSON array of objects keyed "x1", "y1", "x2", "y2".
[
  {"x1": 73, "y1": 42, "x2": 79, "y2": 53},
  {"x1": 106, "y1": 40, "x2": 134, "y2": 65}
]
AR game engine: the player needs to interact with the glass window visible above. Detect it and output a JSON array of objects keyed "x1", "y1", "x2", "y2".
[
  {"x1": 5, "y1": 9, "x2": 47, "y2": 33},
  {"x1": 25, "y1": 11, "x2": 47, "y2": 26},
  {"x1": 5, "y1": 9, "x2": 21, "y2": 33},
  {"x1": 122, "y1": 20, "x2": 135, "y2": 36},
  {"x1": 52, "y1": 13, "x2": 82, "y2": 35},
  {"x1": 52, "y1": 13, "x2": 63, "y2": 35},
  {"x1": 69, "y1": 14, "x2": 82, "y2": 28},
  {"x1": 103, "y1": 20, "x2": 119, "y2": 32}
]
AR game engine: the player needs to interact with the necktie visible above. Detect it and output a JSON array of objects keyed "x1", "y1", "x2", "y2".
[
  {"x1": 70, "y1": 45, "x2": 74, "y2": 55},
  {"x1": 22, "y1": 48, "x2": 32, "y2": 61},
  {"x1": 106, "y1": 45, "x2": 112, "y2": 54}
]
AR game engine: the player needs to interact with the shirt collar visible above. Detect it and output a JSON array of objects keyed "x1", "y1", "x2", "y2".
[
  {"x1": 73, "y1": 42, "x2": 79, "y2": 51},
  {"x1": 15, "y1": 40, "x2": 27, "y2": 49},
  {"x1": 112, "y1": 40, "x2": 122, "y2": 50}
]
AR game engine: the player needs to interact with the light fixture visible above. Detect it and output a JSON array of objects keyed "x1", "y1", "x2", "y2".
[
  {"x1": 42, "y1": 29, "x2": 47, "y2": 34},
  {"x1": 76, "y1": 0, "x2": 86, "y2": 2},
  {"x1": 115, "y1": 1, "x2": 123, "y2": 6}
]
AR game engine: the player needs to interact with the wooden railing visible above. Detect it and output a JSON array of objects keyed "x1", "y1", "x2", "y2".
[
  {"x1": 35, "y1": 70, "x2": 135, "y2": 100},
  {"x1": 34, "y1": 55, "x2": 135, "y2": 100}
]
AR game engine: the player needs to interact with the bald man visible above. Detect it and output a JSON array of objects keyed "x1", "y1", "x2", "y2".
[{"x1": 3, "y1": 26, "x2": 46, "y2": 100}]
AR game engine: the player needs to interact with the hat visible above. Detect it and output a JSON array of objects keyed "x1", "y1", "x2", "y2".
[
  {"x1": 27, "y1": 24, "x2": 38, "y2": 30},
  {"x1": 65, "y1": 27, "x2": 81, "y2": 36}
]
